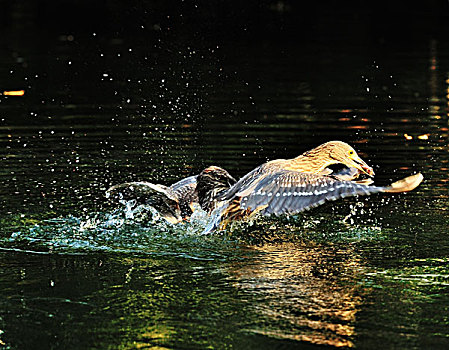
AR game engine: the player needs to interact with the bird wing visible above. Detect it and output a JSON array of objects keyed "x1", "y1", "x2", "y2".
[
  {"x1": 219, "y1": 160, "x2": 285, "y2": 201},
  {"x1": 106, "y1": 181, "x2": 176, "y2": 203},
  {"x1": 169, "y1": 175, "x2": 197, "y2": 193},
  {"x1": 329, "y1": 166, "x2": 360, "y2": 181},
  {"x1": 106, "y1": 182, "x2": 182, "y2": 223},
  {"x1": 203, "y1": 171, "x2": 422, "y2": 233},
  {"x1": 329, "y1": 167, "x2": 374, "y2": 185},
  {"x1": 169, "y1": 175, "x2": 199, "y2": 214},
  {"x1": 238, "y1": 170, "x2": 386, "y2": 216}
]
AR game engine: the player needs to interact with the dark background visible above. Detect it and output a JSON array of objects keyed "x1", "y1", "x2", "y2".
[
  {"x1": 1, "y1": 0, "x2": 448, "y2": 120},
  {"x1": 1, "y1": 1, "x2": 448, "y2": 50}
]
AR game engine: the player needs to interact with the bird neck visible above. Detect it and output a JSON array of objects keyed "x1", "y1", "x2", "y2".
[{"x1": 284, "y1": 154, "x2": 335, "y2": 173}]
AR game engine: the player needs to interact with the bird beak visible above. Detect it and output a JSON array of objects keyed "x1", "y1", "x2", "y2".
[{"x1": 350, "y1": 154, "x2": 375, "y2": 177}]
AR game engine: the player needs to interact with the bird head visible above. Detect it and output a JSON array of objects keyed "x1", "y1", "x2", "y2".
[
  {"x1": 196, "y1": 166, "x2": 236, "y2": 211},
  {"x1": 307, "y1": 141, "x2": 375, "y2": 177},
  {"x1": 198, "y1": 166, "x2": 237, "y2": 188}
]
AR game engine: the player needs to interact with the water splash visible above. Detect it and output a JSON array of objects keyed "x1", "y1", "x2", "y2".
[
  {"x1": 1, "y1": 196, "x2": 390, "y2": 258},
  {"x1": 208, "y1": 210, "x2": 387, "y2": 245},
  {"x1": 1, "y1": 202, "x2": 238, "y2": 260}
]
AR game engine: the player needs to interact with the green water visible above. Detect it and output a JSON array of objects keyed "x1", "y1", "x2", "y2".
[{"x1": 1, "y1": 3, "x2": 449, "y2": 349}]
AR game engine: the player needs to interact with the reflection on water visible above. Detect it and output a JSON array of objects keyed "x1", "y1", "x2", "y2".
[{"x1": 230, "y1": 243, "x2": 363, "y2": 348}]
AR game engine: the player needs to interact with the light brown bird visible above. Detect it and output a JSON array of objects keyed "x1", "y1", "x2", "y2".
[
  {"x1": 203, "y1": 141, "x2": 423, "y2": 232},
  {"x1": 106, "y1": 166, "x2": 236, "y2": 224}
]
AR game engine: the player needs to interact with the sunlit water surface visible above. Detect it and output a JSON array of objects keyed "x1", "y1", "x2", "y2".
[{"x1": 1, "y1": 18, "x2": 449, "y2": 350}]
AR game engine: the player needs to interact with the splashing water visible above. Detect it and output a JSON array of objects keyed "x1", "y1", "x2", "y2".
[
  {"x1": 1, "y1": 195, "x2": 391, "y2": 260},
  {"x1": 2, "y1": 201, "x2": 239, "y2": 260}
]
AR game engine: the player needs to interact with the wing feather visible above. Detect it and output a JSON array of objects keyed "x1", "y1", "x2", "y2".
[
  {"x1": 240, "y1": 170, "x2": 384, "y2": 216},
  {"x1": 169, "y1": 175, "x2": 198, "y2": 214},
  {"x1": 169, "y1": 175, "x2": 197, "y2": 194},
  {"x1": 106, "y1": 181, "x2": 182, "y2": 223},
  {"x1": 219, "y1": 160, "x2": 287, "y2": 200}
]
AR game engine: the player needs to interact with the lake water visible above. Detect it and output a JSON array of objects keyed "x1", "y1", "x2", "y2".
[{"x1": 1, "y1": 4, "x2": 449, "y2": 349}]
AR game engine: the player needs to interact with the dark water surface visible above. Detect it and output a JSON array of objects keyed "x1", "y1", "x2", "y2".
[{"x1": 1, "y1": 3, "x2": 449, "y2": 349}]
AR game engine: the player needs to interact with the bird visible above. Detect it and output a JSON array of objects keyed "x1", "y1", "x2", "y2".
[
  {"x1": 203, "y1": 141, "x2": 423, "y2": 232},
  {"x1": 106, "y1": 166, "x2": 236, "y2": 224},
  {"x1": 195, "y1": 166, "x2": 239, "y2": 212}
]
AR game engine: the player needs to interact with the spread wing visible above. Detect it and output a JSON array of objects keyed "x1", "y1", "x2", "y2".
[
  {"x1": 238, "y1": 170, "x2": 385, "y2": 216},
  {"x1": 106, "y1": 175, "x2": 202, "y2": 223},
  {"x1": 219, "y1": 161, "x2": 284, "y2": 201},
  {"x1": 169, "y1": 175, "x2": 197, "y2": 193},
  {"x1": 329, "y1": 166, "x2": 374, "y2": 185},
  {"x1": 329, "y1": 166, "x2": 360, "y2": 181},
  {"x1": 106, "y1": 182, "x2": 182, "y2": 223},
  {"x1": 202, "y1": 171, "x2": 422, "y2": 233},
  {"x1": 106, "y1": 181, "x2": 176, "y2": 203}
]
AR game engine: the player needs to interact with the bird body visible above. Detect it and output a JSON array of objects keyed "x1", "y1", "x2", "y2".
[
  {"x1": 219, "y1": 141, "x2": 374, "y2": 202},
  {"x1": 204, "y1": 141, "x2": 423, "y2": 233},
  {"x1": 106, "y1": 141, "x2": 423, "y2": 232},
  {"x1": 106, "y1": 166, "x2": 236, "y2": 224}
]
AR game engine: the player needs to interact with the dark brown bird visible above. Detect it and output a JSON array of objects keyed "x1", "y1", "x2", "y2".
[
  {"x1": 196, "y1": 166, "x2": 238, "y2": 212},
  {"x1": 203, "y1": 141, "x2": 423, "y2": 232},
  {"x1": 106, "y1": 166, "x2": 236, "y2": 224}
]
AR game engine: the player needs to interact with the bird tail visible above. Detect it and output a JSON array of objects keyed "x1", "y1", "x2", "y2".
[{"x1": 383, "y1": 173, "x2": 424, "y2": 193}]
